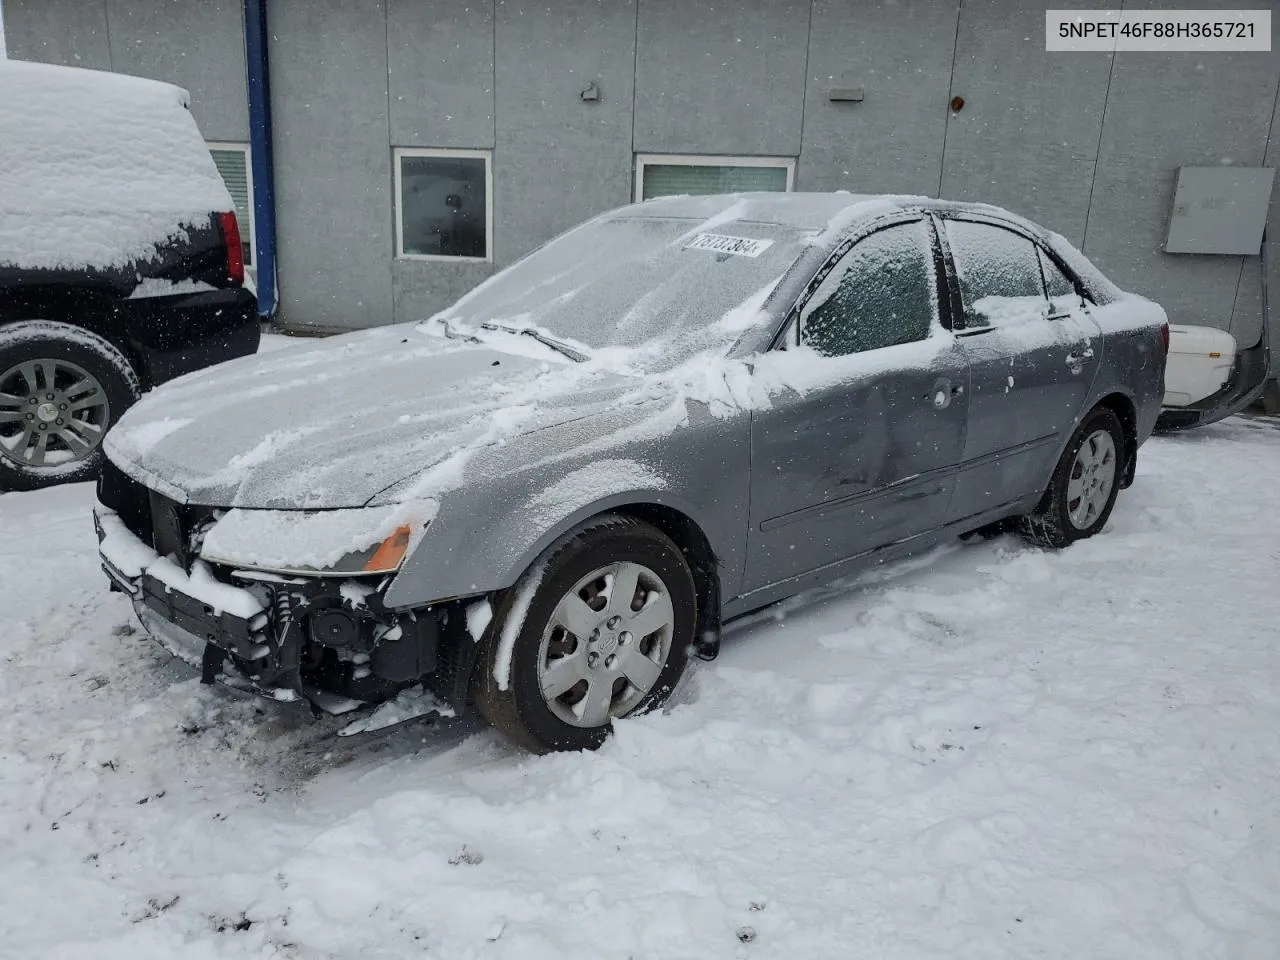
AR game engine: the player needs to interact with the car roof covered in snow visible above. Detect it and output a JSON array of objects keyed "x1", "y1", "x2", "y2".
[
  {"x1": 614, "y1": 191, "x2": 1040, "y2": 241},
  {"x1": 0, "y1": 59, "x2": 232, "y2": 271},
  {"x1": 614, "y1": 192, "x2": 892, "y2": 231},
  {"x1": 613, "y1": 192, "x2": 1121, "y2": 302}
]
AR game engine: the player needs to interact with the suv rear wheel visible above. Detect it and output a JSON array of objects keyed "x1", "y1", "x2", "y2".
[{"x1": 0, "y1": 321, "x2": 140, "y2": 490}]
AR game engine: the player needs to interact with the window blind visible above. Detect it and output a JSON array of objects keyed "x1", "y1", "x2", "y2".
[{"x1": 641, "y1": 163, "x2": 788, "y2": 201}]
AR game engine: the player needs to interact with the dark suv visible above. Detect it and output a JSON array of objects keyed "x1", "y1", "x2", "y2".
[{"x1": 0, "y1": 59, "x2": 259, "y2": 490}]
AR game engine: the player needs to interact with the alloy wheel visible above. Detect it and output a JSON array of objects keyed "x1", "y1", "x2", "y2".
[{"x1": 0, "y1": 358, "x2": 111, "y2": 467}]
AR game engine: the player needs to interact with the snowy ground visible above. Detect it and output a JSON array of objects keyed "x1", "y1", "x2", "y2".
[
  {"x1": 2, "y1": 417, "x2": 1278, "y2": 959},
  {"x1": 259, "y1": 331, "x2": 306, "y2": 353}
]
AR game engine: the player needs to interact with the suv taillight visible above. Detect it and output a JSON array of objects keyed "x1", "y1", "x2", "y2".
[
  {"x1": 1160, "y1": 321, "x2": 1170, "y2": 355},
  {"x1": 218, "y1": 211, "x2": 245, "y2": 286}
]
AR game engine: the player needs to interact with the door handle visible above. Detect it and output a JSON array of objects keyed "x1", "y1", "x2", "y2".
[
  {"x1": 1066, "y1": 347, "x2": 1094, "y2": 365},
  {"x1": 930, "y1": 378, "x2": 963, "y2": 409}
]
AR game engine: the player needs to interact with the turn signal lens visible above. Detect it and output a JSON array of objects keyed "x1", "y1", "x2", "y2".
[{"x1": 363, "y1": 525, "x2": 413, "y2": 572}]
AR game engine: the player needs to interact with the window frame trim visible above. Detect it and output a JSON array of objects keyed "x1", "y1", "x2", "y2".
[
  {"x1": 633, "y1": 153, "x2": 796, "y2": 203},
  {"x1": 207, "y1": 140, "x2": 254, "y2": 269},
  {"x1": 394, "y1": 146, "x2": 494, "y2": 263},
  {"x1": 771, "y1": 213, "x2": 951, "y2": 352},
  {"x1": 1037, "y1": 245, "x2": 1090, "y2": 316},
  {"x1": 936, "y1": 213, "x2": 1093, "y2": 333}
]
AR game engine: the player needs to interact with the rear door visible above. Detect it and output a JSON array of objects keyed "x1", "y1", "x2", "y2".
[
  {"x1": 742, "y1": 218, "x2": 969, "y2": 595},
  {"x1": 940, "y1": 217, "x2": 1102, "y2": 523}
]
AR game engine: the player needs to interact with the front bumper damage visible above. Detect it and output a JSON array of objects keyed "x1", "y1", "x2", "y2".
[{"x1": 94, "y1": 505, "x2": 478, "y2": 716}]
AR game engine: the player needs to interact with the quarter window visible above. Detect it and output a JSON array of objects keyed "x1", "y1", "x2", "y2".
[
  {"x1": 944, "y1": 220, "x2": 1048, "y2": 329},
  {"x1": 635, "y1": 154, "x2": 794, "y2": 202},
  {"x1": 395, "y1": 148, "x2": 491, "y2": 261},
  {"x1": 800, "y1": 221, "x2": 938, "y2": 358}
]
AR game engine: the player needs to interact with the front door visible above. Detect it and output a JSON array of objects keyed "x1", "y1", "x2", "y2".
[
  {"x1": 940, "y1": 217, "x2": 1102, "y2": 523},
  {"x1": 742, "y1": 218, "x2": 969, "y2": 596}
]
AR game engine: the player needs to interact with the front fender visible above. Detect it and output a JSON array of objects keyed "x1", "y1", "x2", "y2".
[{"x1": 381, "y1": 405, "x2": 750, "y2": 609}]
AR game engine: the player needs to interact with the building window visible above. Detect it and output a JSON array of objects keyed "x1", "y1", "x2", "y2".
[
  {"x1": 634, "y1": 154, "x2": 795, "y2": 202},
  {"x1": 395, "y1": 148, "x2": 492, "y2": 261},
  {"x1": 207, "y1": 142, "x2": 254, "y2": 268}
]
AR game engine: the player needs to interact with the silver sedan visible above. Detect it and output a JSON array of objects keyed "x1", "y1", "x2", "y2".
[{"x1": 94, "y1": 193, "x2": 1168, "y2": 752}]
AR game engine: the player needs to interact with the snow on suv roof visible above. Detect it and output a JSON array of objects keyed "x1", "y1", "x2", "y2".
[{"x1": 0, "y1": 60, "x2": 232, "y2": 271}]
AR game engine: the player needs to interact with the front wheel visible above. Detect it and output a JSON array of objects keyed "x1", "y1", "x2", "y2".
[
  {"x1": 474, "y1": 515, "x2": 696, "y2": 753},
  {"x1": 1020, "y1": 406, "x2": 1125, "y2": 548},
  {"x1": 0, "y1": 321, "x2": 140, "y2": 490}
]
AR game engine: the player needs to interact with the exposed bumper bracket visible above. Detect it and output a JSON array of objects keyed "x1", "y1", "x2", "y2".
[{"x1": 201, "y1": 642, "x2": 227, "y2": 685}]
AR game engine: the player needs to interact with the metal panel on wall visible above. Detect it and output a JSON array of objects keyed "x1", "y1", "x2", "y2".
[
  {"x1": 940, "y1": 0, "x2": 1117, "y2": 245},
  {"x1": 633, "y1": 0, "x2": 809, "y2": 157},
  {"x1": 1165, "y1": 166, "x2": 1275, "y2": 256},
  {"x1": 799, "y1": 0, "x2": 959, "y2": 196},
  {"x1": 493, "y1": 0, "x2": 638, "y2": 266},
  {"x1": 104, "y1": 0, "x2": 249, "y2": 141},
  {"x1": 270, "y1": 0, "x2": 395, "y2": 329}
]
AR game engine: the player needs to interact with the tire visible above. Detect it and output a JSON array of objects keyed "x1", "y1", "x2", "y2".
[
  {"x1": 1019, "y1": 406, "x2": 1125, "y2": 549},
  {"x1": 474, "y1": 514, "x2": 697, "y2": 753},
  {"x1": 0, "y1": 321, "x2": 141, "y2": 491}
]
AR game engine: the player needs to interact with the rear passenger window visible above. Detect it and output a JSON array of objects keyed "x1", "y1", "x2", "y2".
[
  {"x1": 945, "y1": 220, "x2": 1048, "y2": 329},
  {"x1": 800, "y1": 221, "x2": 937, "y2": 358}
]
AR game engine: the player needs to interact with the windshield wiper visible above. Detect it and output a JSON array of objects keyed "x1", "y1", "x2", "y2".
[
  {"x1": 479, "y1": 322, "x2": 588, "y2": 362},
  {"x1": 437, "y1": 318, "x2": 481, "y2": 343}
]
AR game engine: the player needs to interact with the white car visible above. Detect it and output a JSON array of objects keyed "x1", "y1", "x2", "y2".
[{"x1": 1158, "y1": 321, "x2": 1270, "y2": 429}]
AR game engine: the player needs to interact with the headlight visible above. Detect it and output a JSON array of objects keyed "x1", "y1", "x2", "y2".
[{"x1": 198, "y1": 503, "x2": 437, "y2": 577}]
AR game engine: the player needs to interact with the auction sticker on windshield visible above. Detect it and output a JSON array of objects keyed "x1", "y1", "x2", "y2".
[{"x1": 685, "y1": 234, "x2": 775, "y2": 257}]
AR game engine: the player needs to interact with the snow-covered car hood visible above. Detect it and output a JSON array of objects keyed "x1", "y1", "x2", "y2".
[{"x1": 104, "y1": 325, "x2": 636, "y2": 508}]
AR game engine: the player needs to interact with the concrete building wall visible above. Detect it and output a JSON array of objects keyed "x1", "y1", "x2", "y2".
[
  {"x1": 5, "y1": 0, "x2": 247, "y2": 140},
  {"x1": 387, "y1": 0, "x2": 495, "y2": 323},
  {"x1": 940, "y1": 0, "x2": 1117, "y2": 247},
  {"x1": 799, "y1": 0, "x2": 959, "y2": 197},
  {"x1": 268, "y1": 0, "x2": 396, "y2": 328},
  {"x1": 4, "y1": 0, "x2": 1280, "y2": 354},
  {"x1": 5, "y1": 0, "x2": 112, "y2": 72},
  {"x1": 634, "y1": 0, "x2": 809, "y2": 157}
]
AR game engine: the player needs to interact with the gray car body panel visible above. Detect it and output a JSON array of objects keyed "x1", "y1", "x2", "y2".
[
  {"x1": 381, "y1": 396, "x2": 753, "y2": 608},
  {"x1": 104, "y1": 193, "x2": 1167, "y2": 622}
]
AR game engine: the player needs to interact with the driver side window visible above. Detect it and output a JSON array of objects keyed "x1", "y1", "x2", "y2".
[{"x1": 800, "y1": 220, "x2": 938, "y2": 358}]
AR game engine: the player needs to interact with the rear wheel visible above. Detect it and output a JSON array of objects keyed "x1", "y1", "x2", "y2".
[
  {"x1": 1020, "y1": 406, "x2": 1125, "y2": 548},
  {"x1": 0, "y1": 321, "x2": 140, "y2": 490},
  {"x1": 474, "y1": 515, "x2": 696, "y2": 753}
]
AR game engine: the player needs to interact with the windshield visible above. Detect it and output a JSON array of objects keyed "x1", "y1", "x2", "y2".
[{"x1": 434, "y1": 215, "x2": 812, "y2": 358}]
